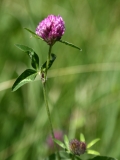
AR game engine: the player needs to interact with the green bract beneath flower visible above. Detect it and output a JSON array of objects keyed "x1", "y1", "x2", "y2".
[{"x1": 36, "y1": 15, "x2": 65, "y2": 45}]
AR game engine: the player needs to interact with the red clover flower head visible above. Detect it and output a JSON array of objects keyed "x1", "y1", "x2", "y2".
[
  {"x1": 36, "y1": 15, "x2": 65, "y2": 45},
  {"x1": 70, "y1": 139, "x2": 86, "y2": 155}
]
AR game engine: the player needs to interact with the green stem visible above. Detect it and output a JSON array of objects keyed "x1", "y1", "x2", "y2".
[
  {"x1": 42, "y1": 83, "x2": 61, "y2": 160},
  {"x1": 42, "y1": 83, "x2": 55, "y2": 140},
  {"x1": 42, "y1": 45, "x2": 60, "y2": 160},
  {"x1": 42, "y1": 45, "x2": 54, "y2": 140},
  {"x1": 46, "y1": 45, "x2": 52, "y2": 79}
]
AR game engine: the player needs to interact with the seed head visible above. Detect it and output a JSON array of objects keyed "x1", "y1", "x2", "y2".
[{"x1": 36, "y1": 15, "x2": 65, "y2": 45}]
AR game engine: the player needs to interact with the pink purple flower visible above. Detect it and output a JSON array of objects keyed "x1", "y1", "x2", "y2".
[
  {"x1": 36, "y1": 15, "x2": 65, "y2": 45},
  {"x1": 47, "y1": 130, "x2": 64, "y2": 148},
  {"x1": 70, "y1": 139, "x2": 86, "y2": 155}
]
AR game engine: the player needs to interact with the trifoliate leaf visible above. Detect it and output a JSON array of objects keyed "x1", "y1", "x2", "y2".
[
  {"x1": 15, "y1": 44, "x2": 39, "y2": 70},
  {"x1": 12, "y1": 69, "x2": 37, "y2": 91},
  {"x1": 87, "y1": 150, "x2": 100, "y2": 156},
  {"x1": 41, "y1": 53, "x2": 56, "y2": 72},
  {"x1": 59, "y1": 39, "x2": 82, "y2": 51},
  {"x1": 64, "y1": 135, "x2": 70, "y2": 151},
  {"x1": 53, "y1": 139, "x2": 65, "y2": 149},
  {"x1": 24, "y1": 28, "x2": 43, "y2": 40},
  {"x1": 80, "y1": 133, "x2": 85, "y2": 142},
  {"x1": 87, "y1": 138, "x2": 100, "y2": 149}
]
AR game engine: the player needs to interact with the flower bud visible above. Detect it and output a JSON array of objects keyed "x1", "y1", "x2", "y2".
[{"x1": 69, "y1": 139, "x2": 86, "y2": 155}]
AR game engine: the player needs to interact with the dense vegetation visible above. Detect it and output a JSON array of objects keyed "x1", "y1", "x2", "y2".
[{"x1": 0, "y1": 0, "x2": 120, "y2": 159}]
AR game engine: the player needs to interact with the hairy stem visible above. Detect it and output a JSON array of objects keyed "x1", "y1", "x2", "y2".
[
  {"x1": 42, "y1": 45, "x2": 60, "y2": 160},
  {"x1": 42, "y1": 83, "x2": 55, "y2": 140},
  {"x1": 42, "y1": 45, "x2": 54, "y2": 140},
  {"x1": 46, "y1": 45, "x2": 52, "y2": 79}
]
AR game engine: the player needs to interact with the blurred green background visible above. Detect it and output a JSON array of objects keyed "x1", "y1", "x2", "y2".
[{"x1": 0, "y1": 0, "x2": 120, "y2": 159}]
